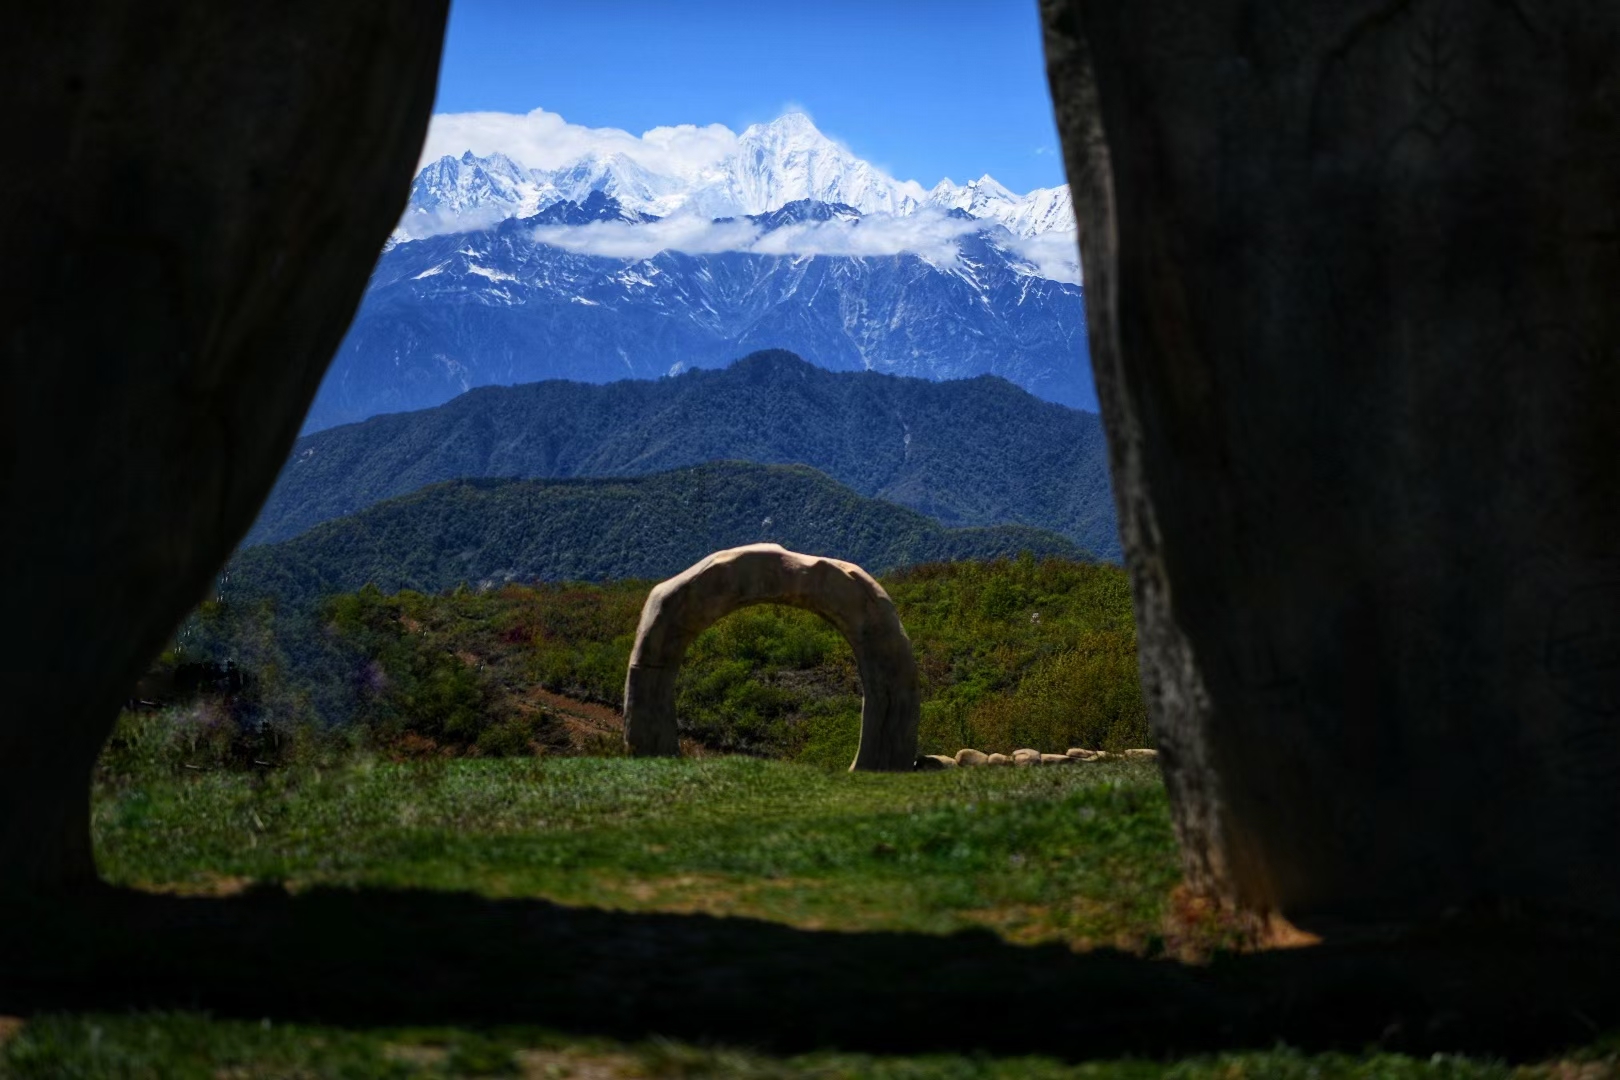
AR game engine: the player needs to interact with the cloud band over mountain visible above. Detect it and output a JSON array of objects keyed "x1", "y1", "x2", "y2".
[
  {"x1": 403, "y1": 109, "x2": 1081, "y2": 281},
  {"x1": 524, "y1": 208, "x2": 1082, "y2": 283},
  {"x1": 527, "y1": 213, "x2": 1080, "y2": 282}
]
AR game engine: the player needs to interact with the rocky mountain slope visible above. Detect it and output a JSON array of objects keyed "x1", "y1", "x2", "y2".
[
  {"x1": 304, "y1": 112, "x2": 1092, "y2": 431},
  {"x1": 308, "y1": 192, "x2": 1091, "y2": 430}
]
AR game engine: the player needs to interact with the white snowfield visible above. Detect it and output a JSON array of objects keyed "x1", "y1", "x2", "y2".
[{"x1": 402, "y1": 112, "x2": 1078, "y2": 243}]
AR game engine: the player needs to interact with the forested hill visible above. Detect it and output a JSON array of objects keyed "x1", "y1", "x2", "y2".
[
  {"x1": 248, "y1": 350, "x2": 1118, "y2": 560},
  {"x1": 228, "y1": 462, "x2": 1085, "y2": 608}
]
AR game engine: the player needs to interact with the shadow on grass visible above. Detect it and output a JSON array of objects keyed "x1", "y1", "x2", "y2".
[{"x1": 1, "y1": 884, "x2": 1615, "y2": 1062}]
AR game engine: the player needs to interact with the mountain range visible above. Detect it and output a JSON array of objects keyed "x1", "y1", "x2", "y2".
[
  {"x1": 402, "y1": 112, "x2": 1077, "y2": 239},
  {"x1": 302, "y1": 113, "x2": 1092, "y2": 432},
  {"x1": 250, "y1": 351, "x2": 1120, "y2": 561},
  {"x1": 229, "y1": 462, "x2": 1085, "y2": 609}
]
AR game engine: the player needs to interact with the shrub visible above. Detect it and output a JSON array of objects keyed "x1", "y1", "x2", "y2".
[
  {"x1": 953, "y1": 632, "x2": 1148, "y2": 753},
  {"x1": 133, "y1": 556, "x2": 1147, "y2": 774}
]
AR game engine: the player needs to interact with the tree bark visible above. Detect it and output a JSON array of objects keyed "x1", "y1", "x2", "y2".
[
  {"x1": 1043, "y1": 0, "x2": 1620, "y2": 923},
  {"x1": 0, "y1": 1, "x2": 448, "y2": 894}
]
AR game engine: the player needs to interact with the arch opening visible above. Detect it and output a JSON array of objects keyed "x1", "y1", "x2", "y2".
[{"x1": 623, "y1": 544, "x2": 920, "y2": 771}]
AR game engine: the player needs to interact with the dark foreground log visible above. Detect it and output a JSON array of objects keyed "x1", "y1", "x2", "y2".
[
  {"x1": 0, "y1": 3, "x2": 447, "y2": 893},
  {"x1": 1043, "y1": 1, "x2": 1620, "y2": 922}
]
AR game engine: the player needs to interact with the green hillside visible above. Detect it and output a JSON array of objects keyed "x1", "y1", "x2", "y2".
[
  {"x1": 246, "y1": 350, "x2": 1120, "y2": 559},
  {"x1": 171, "y1": 553, "x2": 1145, "y2": 764},
  {"x1": 228, "y1": 461, "x2": 1085, "y2": 608}
]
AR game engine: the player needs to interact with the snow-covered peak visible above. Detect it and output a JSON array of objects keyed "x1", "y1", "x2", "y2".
[
  {"x1": 1002, "y1": 185, "x2": 1077, "y2": 237},
  {"x1": 410, "y1": 152, "x2": 542, "y2": 217},
  {"x1": 547, "y1": 152, "x2": 687, "y2": 216},
  {"x1": 397, "y1": 152, "x2": 555, "y2": 239},
  {"x1": 924, "y1": 174, "x2": 1075, "y2": 237},
  {"x1": 970, "y1": 174, "x2": 1017, "y2": 202},
  {"x1": 699, "y1": 113, "x2": 921, "y2": 217},
  {"x1": 738, "y1": 111, "x2": 827, "y2": 149},
  {"x1": 401, "y1": 110, "x2": 1075, "y2": 241},
  {"x1": 928, "y1": 173, "x2": 1017, "y2": 217}
]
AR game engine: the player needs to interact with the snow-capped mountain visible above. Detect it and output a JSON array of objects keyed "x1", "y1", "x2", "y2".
[
  {"x1": 928, "y1": 174, "x2": 1020, "y2": 221},
  {"x1": 405, "y1": 152, "x2": 550, "y2": 232},
  {"x1": 699, "y1": 112, "x2": 925, "y2": 218},
  {"x1": 547, "y1": 152, "x2": 689, "y2": 216},
  {"x1": 927, "y1": 175, "x2": 1076, "y2": 236},
  {"x1": 399, "y1": 113, "x2": 1074, "y2": 240},
  {"x1": 308, "y1": 193, "x2": 1091, "y2": 433},
  {"x1": 328, "y1": 112, "x2": 1091, "y2": 434}
]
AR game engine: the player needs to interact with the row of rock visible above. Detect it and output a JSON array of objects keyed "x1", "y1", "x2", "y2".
[{"x1": 917, "y1": 747, "x2": 1158, "y2": 770}]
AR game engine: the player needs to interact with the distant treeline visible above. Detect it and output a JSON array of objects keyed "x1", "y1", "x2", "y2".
[{"x1": 225, "y1": 461, "x2": 1087, "y2": 609}]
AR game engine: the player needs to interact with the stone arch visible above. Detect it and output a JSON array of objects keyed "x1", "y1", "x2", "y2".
[{"x1": 623, "y1": 544, "x2": 920, "y2": 771}]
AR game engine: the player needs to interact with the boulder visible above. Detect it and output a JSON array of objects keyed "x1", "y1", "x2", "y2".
[
  {"x1": 1123, "y1": 749, "x2": 1159, "y2": 761},
  {"x1": 915, "y1": 755, "x2": 957, "y2": 771},
  {"x1": 1066, "y1": 748, "x2": 1099, "y2": 761},
  {"x1": 986, "y1": 754, "x2": 1011, "y2": 766},
  {"x1": 955, "y1": 749, "x2": 990, "y2": 767},
  {"x1": 1041, "y1": 753, "x2": 1073, "y2": 765},
  {"x1": 1012, "y1": 748, "x2": 1042, "y2": 767}
]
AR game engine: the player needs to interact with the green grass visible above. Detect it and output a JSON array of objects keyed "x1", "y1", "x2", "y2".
[
  {"x1": 2, "y1": 1011, "x2": 1562, "y2": 1079},
  {"x1": 0, "y1": 756, "x2": 1607, "y2": 1076},
  {"x1": 93, "y1": 757, "x2": 1179, "y2": 948}
]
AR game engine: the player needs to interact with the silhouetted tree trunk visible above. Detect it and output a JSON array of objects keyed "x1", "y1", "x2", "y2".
[
  {"x1": 0, "y1": 2, "x2": 448, "y2": 894},
  {"x1": 1044, "y1": 1, "x2": 1620, "y2": 923}
]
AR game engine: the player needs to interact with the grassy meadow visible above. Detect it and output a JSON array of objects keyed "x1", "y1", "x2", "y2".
[
  {"x1": 10, "y1": 557, "x2": 1614, "y2": 1076},
  {"x1": 92, "y1": 756, "x2": 1183, "y2": 949},
  {"x1": 1, "y1": 753, "x2": 1607, "y2": 1077}
]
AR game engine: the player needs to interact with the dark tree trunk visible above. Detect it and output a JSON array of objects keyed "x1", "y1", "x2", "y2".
[
  {"x1": 0, "y1": 2, "x2": 447, "y2": 895},
  {"x1": 1043, "y1": 1, "x2": 1620, "y2": 923}
]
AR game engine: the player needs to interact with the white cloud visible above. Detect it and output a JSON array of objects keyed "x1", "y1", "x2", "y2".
[
  {"x1": 751, "y1": 213, "x2": 983, "y2": 263},
  {"x1": 419, "y1": 108, "x2": 738, "y2": 178},
  {"x1": 1002, "y1": 230, "x2": 1083, "y2": 285},
  {"x1": 528, "y1": 208, "x2": 990, "y2": 266},
  {"x1": 397, "y1": 204, "x2": 519, "y2": 241},
  {"x1": 529, "y1": 215, "x2": 763, "y2": 260}
]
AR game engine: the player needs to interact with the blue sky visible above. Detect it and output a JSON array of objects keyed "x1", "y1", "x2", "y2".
[{"x1": 432, "y1": 0, "x2": 1066, "y2": 193}]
